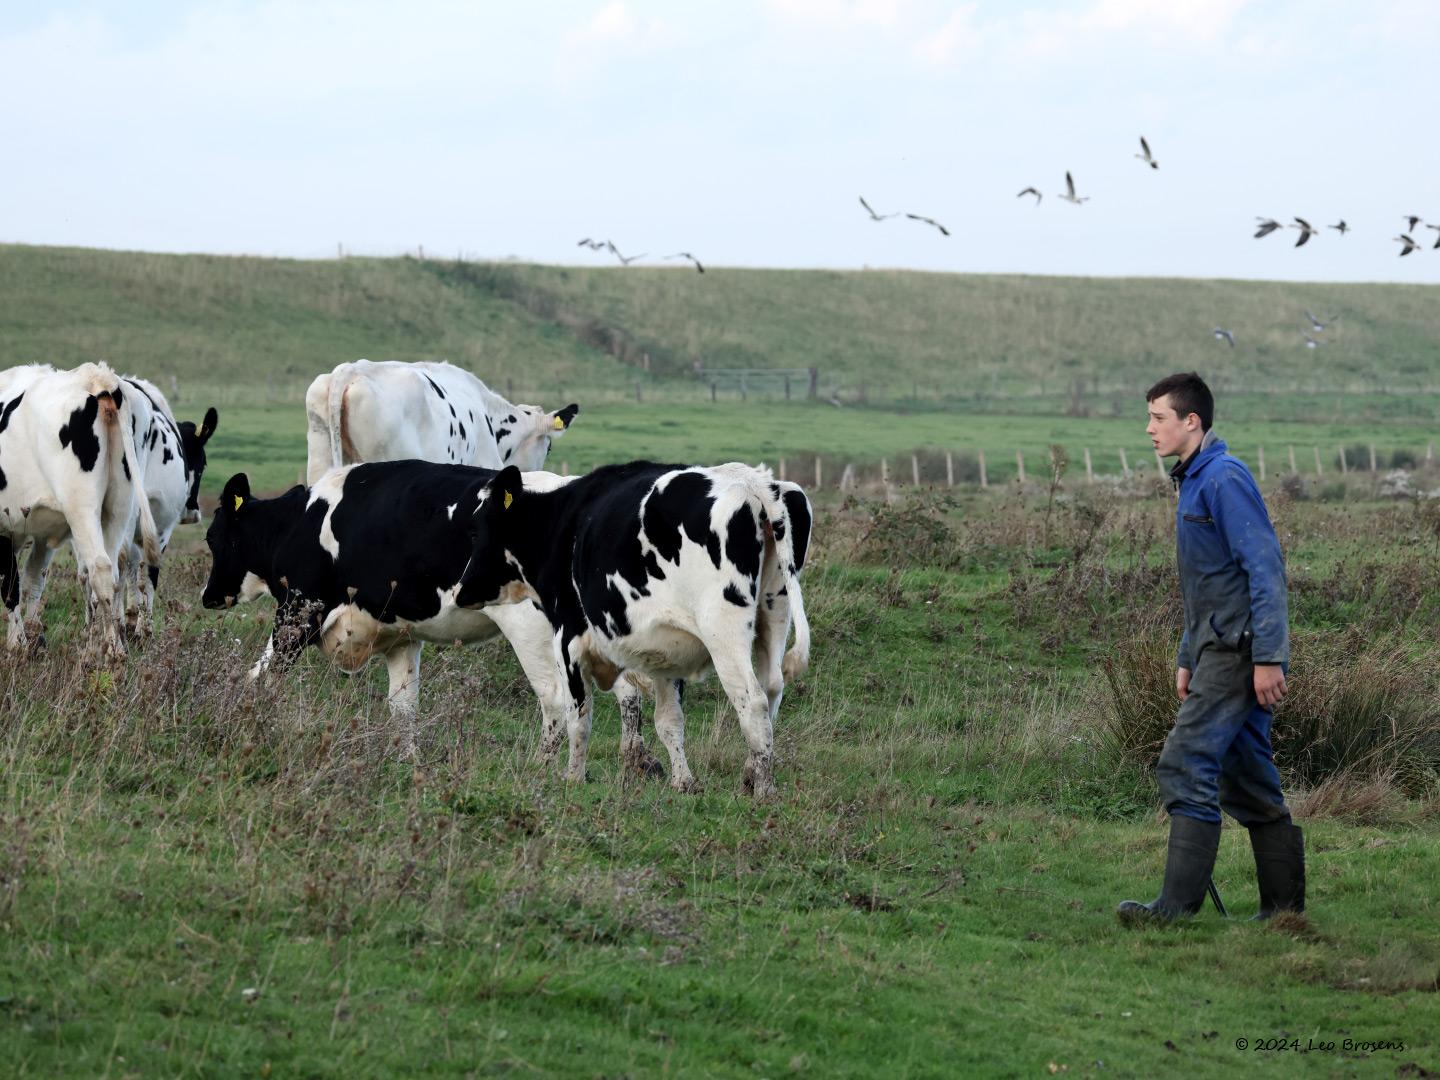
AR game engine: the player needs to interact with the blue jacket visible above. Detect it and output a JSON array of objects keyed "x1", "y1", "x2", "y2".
[{"x1": 1172, "y1": 431, "x2": 1289, "y2": 669}]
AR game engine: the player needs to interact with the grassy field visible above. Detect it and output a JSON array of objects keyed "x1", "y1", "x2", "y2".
[
  {"x1": 5, "y1": 243, "x2": 1440, "y2": 422},
  {"x1": 2, "y1": 484, "x2": 1438, "y2": 1078}
]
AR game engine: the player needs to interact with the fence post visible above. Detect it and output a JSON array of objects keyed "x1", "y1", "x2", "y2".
[
  {"x1": 1369, "y1": 444, "x2": 1377, "y2": 472},
  {"x1": 815, "y1": 457, "x2": 822, "y2": 490},
  {"x1": 945, "y1": 451, "x2": 954, "y2": 488},
  {"x1": 1155, "y1": 450, "x2": 1166, "y2": 477},
  {"x1": 1015, "y1": 450, "x2": 1026, "y2": 484},
  {"x1": 779, "y1": 458, "x2": 786, "y2": 482},
  {"x1": 710, "y1": 382, "x2": 717, "y2": 404},
  {"x1": 784, "y1": 375, "x2": 791, "y2": 401},
  {"x1": 1313, "y1": 446, "x2": 1322, "y2": 476},
  {"x1": 1258, "y1": 446, "x2": 1266, "y2": 480},
  {"x1": 978, "y1": 450, "x2": 988, "y2": 489},
  {"x1": 507, "y1": 378, "x2": 514, "y2": 400},
  {"x1": 635, "y1": 381, "x2": 642, "y2": 403},
  {"x1": 840, "y1": 464, "x2": 854, "y2": 493},
  {"x1": 561, "y1": 460, "x2": 570, "y2": 476},
  {"x1": 1339, "y1": 445, "x2": 1348, "y2": 474},
  {"x1": 740, "y1": 375, "x2": 748, "y2": 402},
  {"x1": 1084, "y1": 447, "x2": 1093, "y2": 484},
  {"x1": 808, "y1": 367, "x2": 819, "y2": 400},
  {"x1": 1288, "y1": 445, "x2": 1297, "y2": 473},
  {"x1": 1428, "y1": 441, "x2": 1435, "y2": 466},
  {"x1": 1119, "y1": 447, "x2": 1130, "y2": 478},
  {"x1": 911, "y1": 455, "x2": 920, "y2": 487}
]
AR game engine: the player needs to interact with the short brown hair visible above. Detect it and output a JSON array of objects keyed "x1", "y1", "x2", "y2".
[{"x1": 1146, "y1": 372, "x2": 1213, "y2": 430}]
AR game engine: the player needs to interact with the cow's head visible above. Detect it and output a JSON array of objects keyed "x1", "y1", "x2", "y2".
[
  {"x1": 455, "y1": 466, "x2": 531, "y2": 609},
  {"x1": 495, "y1": 403, "x2": 579, "y2": 471},
  {"x1": 177, "y1": 407, "x2": 219, "y2": 525},
  {"x1": 202, "y1": 471, "x2": 250, "y2": 609}
]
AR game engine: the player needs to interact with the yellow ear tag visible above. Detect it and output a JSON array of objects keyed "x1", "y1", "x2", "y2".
[
  {"x1": 552, "y1": 416, "x2": 566, "y2": 430},
  {"x1": 503, "y1": 491, "x2": 514, "y2": 510},
  {"x1": 233, "y1": 495, "x2": 244, "y2": 511}
]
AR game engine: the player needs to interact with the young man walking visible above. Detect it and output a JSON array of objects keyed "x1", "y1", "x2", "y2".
[{"x1": 1118, "y1": 372, "x2": 1305, "y2": 923}]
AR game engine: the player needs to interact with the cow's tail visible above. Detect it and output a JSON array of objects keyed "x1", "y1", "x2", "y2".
[
  {"x1": 749, "y1": 470, "x2": 814, "y2": 679},
  {"x1": 112, "y1": 389, "x2": 162, "y2": 567},
  {"x1": 782, "y1": 576, "x2": 810, "y2": 680},
  {"x1": 326, "y1": 362, "x2": 355, "y2": 471}
]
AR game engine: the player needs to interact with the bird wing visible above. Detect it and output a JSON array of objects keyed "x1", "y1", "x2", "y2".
[
  {"x1": 1254, "y1": 221, "x2": 1279, "y2": 238},
  {"x1": 1065, "y1": 171, "x2": 1076, "y2": 197},
  {"x1": 1294, "y1": 230, "x2": 1312, "y2": 247},
  {"x1": 905, "y1": 213, "x2": 950, "y2": 235},
  {"x1": 1140, "y1": 136, "x2": 1151, "y2": 159},
  {"x1": 1293, "y1": 217, "x2": 1313, "y2": 230},
  {"x1": 859, "y1": 195, "x2": 875, "y2": 217},
  {"x1": 1406, "y1": 216, "x2": 1421, "y2": 230}
]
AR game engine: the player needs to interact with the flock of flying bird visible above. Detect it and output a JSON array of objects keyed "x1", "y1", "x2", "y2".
[{"x1": 1254, "y1": 213, "x2": 1440, "y2": 256}]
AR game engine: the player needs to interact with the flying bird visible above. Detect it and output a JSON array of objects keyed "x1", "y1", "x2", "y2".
[
  {"x1": 905, "y1": 212, "x2": 950, "y2": 236},
  {"x1": 1213, "y1": 327, "x2": 1235, "y2": 348},
  {"x1": 1134, "y1": 136, "x2": 1158, "y2": 169},
  {"x1": 1328, "y1": 220, "x2": 1349, "y2": 236},
  {"x1": 1290, "y1": 218, "x2": 1318, "y2": 247},
  {"x1": 1404, "y1": 215, "x2": 1422, "y2": 232},
  {"x1": 665, "y1": 252, "x2": 705, "y2": 273},
  {"x1": 1058, "y1": 171, "x2": 1089, "y2": 205},
  {"x1": 859, "y1": 196, "x2": 900, "y2": 221},
  {"x1": 1303, "y1": 335, "x2": 1321, "y2": 349},
  {"x1": 1017, "y1": 186, "x2": 1042, "y2": 205},
  {"x1": 1427, "y1": 224, "x2": 1440, "y2": 249},
  {"x1": 1303, "y1": 310, "x2": 1327, "y2": 332},
  {"x1": 1254, "y1": 217, "x2": 1283, "y2": 239},
  {"x1": 1395, "y1": 234, "x2": 1421, "y2": 256},
  {"x1": 605, "y1": 240, "x2": 646, "y2": 266},
  {"x1": 576, "y1": 238, "x2": 607, "y2": 249}
]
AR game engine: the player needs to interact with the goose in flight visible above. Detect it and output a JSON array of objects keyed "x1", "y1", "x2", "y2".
[
  {"x1": 605, "y1": 240, "x2": 646, "y2": 266},
  {"x1": 859, "y1": 196, "x2": 900, "y2": 221},
  {"x1": 1290, "y1": 218, "x2": 1318, "y2": 247},
  {"x1": 1427, "y1": 224, "x2": 1440, "y2": 249},
  {"x1": 1134, "y1": 136, "x2": 1158, "y2": 169},
  {"x1": 1328, "y1": 220, "x2": 1349, "y2": 236},
  {"x1": 905, "y1": 212, "x2": 950, "y2": 236},
  {"x1": 664, "y1": 252, "x2": 705, "y2": 273},
  {"x1": 1404, "y1": 215, "x2": 1422, "y2": 233},
  {"x1": 1058, "y1": 171, "x2": 1089, "y2": 205},
  {"x1": 576, "y1": 238, "x2": 607, "y2": 250},
  {"x1": 1213, "y1": 327, "x2": 1235, "y2": 348},
  {"x1": 1254, "y1": 217, "x2": 1283, "y2": 239},
  {"x1": 1017, "y1": 186, "x2": 1042, "y2": 205},
  {"x1": 1304, "y1": 310, "x2": 1327, "y2": 332},
  {"x1": 1395, "y1": 234, "x2": 1421, "y2": 256}
]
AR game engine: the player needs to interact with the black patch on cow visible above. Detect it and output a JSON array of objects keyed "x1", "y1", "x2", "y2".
[
  {"x1": 0, "y1": 393, "x2": 23, "y2": 434},
  {"x1": 724, "y1": 503, "x2": 762, "y2": 580},
  {"x1": 502, "y1": 448, "x2": 512, "y2": 462},
  {"x1": 468, "y1": 410, "x2": 474, "y2": 422},
  {"x1": 58, "y1": 395, "x2": 102, "y2": 472},
  {"x1": 0, "y1": 535, "x2": 17, "y2": 609},
  {"x1": 782, "y1": 489, "x2": 812, "y2": 571},
  {"x1": 0, "y1": 463, "x2": 7, "y2": 492},
  {"x1": 723, "y1": 583, "x2": 749, "y2": 607},
  {"x1": 122, "y1": 453, "x2": 130, "y2": 480},
  {"x1": 493, "y1": 427, "x2": 510, "y2": 443},
  {"x1": 643, "y1": 471, "x2": 721, "y2": 569},
  {"x1": 448, "y1": 403, "x2": 456, "y2": 418},
  {"x1": 149, "y1": 427, "x2": 159, "y2": 450},
  {"x1": 485, "y1": 415, "x2": 494, "y2": 437},
  {"x1": 162, "y1": 448, "x2": 174, "y2": 465},
  {"x1": 423, "y1": 374, "x2": 446, "y2": 400},
  {"x1": 448, "y1": 424, "x2": 454, "y2": 437},
  {"x1": 147, "y1": 564, "x2": 160, "y2": 589},
  {"x1": 457, "y1": 421, "x2": 465, "y2": 442},
  {"x1": 772, "y1": 517, "x2": 786, "y2": 541},
  {"x1": 505, "y1": 414, "x2": 516, "y2": 424}
]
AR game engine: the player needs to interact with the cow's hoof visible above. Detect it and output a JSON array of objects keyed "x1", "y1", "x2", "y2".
[
  {"x1": 742, "y1": 760, "x2": 777, "y2": 800},
  {"x1": 669, "y1": 775, "x2": 703, "y2": 795}
]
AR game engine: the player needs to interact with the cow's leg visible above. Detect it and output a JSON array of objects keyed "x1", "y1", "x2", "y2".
[
  {"x1": 558, "y1": 659, "x2": 593, "y2": 783},
  {"x1": 702, "y1": 620, "x2": 776, "y2": 799},
  {"x1": 68, "y1": 517, "x2": 123, "y2": 657},
  {"x1": 2, "y1": 536, "x2": 23, "y2": 651},
  {"x1": 385, "y1": 640, "x2": 423, "y2": 760},
  {"x1": 490, "y1": 604, "x2": 570, "y2": 764},
  {"x1": 615, "y1": 673, "x2": 664, "y2": 779},
  {"x1": 651, "y1": 678, "x2": 700, "y2": 793},
  {"x1": 304, "y1": 374, "x2": 335, "y2": 486},
  {"x1": 10, "y1": 542, "x2": 58, "y2": 651}
]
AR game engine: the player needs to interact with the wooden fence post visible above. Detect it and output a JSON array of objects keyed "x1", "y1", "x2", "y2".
[
  {"x1": 808, "y1": 367, "x2": 819, "y2": 401},
  {"x1": 1084, "y1": 447, "x2": 1093, "y2": 484},
  {"x1": 740, "y1": 375, "x2": 748, "y2": 402},
  {"x1": 945, "y1": 451, "x2": 954, "y2": 488},
  {"x1": 1313, "y1": 447, "x2": 1322, "y2": 475},
  {"x1": 1119, "y1": 447, "x2": 1130, "y2": 478},
  {"x1": 1369, "y1": 444, "x2": 1377, "y2": 472},
  {"x1": 561, "y1": 460, "x2": 570, "y2": 476},
  {"x1": 779, "y1": 458, "x2": 786, "y2": 482},
  {"x1": 635, "y1": 381, "x2": 642, "y2": 403},
  {"x1": 1339, "y1": 446, "x2": 1348, "y2": 474},
  {"x1": 1016, "y1": 451, "x2": 1026, "y2": 484},
  {"x1": 911, "y1": 455, "x2": 920, "y2": 487},
  {"x1": 815, "y1": 457, "x2": 822, "y2": 490},
  {"x1": 1258, "y1": 446, "x2": 1266, "y2": 480},
  {"x1": 1155, "y1": 449, "x2": 1166, "y2": 477},
  {"x1": 710, "y1": 382, "x2": 718, "y2": 403},
  {"x1": 1288, "y1": 445, "x2": 1297, "y2": 473},
  {"x1": 784, "y1": 375, "x2": 791, "y2": 401},
  {"x1": 507, "y1": 378, "x2": 514, "y2": 400},
  {"x1": 978, "y1": 450, "x2": 988, "y2": 489},
  {"x1": 881, "y1": 458, "x2": 892, "y2": 502}
]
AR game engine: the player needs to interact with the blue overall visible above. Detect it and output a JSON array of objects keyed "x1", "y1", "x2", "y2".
[{"x1": 1157, "y1": 432, "x2": 1292, "y2": 826}]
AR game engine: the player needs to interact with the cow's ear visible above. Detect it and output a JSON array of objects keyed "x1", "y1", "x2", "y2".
[
  {"x1": 221, "y1": 472, "x2": 251, "y2": 513},
  {"x1": 198, "y1": 407, "x2": 219, "y2": 444},
  {"x1": 549, "y1": 403, "x2": 579, "y2": 433},
  {"x1": 486, "y1": 466, "x2": 523, "y2": 513}
]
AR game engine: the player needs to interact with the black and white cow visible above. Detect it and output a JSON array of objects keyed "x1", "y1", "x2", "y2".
[
  {"x1": 303, "y1": 360, "x2": 578, "y2": 485},
  {"x1": 454, "y1": 461, "x2": 813, "y2": 797},
  {"x1": 118, "y1": 376, "x2": 218, "y2": 632},
  {"x1": 0, "y1": 362, "x2": 160, "y2": 655},
  {"x1": 200, "y1": 461, "x2": 583, "y2": 758}
]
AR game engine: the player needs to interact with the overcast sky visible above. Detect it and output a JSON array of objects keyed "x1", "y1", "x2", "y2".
[{"x1": 3, "y1": 0, "x2": 1437, "y2": 283}]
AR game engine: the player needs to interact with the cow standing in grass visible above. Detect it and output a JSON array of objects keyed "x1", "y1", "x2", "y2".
[
  {"x1": 0, "y1": 362, "x2": 160, "y2": 656},
  {"x1": 455, "y1": 461, "x2": 812, "y2": 797},
  {"x1": 303, "y1": 359, "x2": 577, "y2": 485}
]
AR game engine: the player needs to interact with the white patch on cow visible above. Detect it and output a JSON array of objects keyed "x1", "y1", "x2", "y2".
[
  {"x1": 308, "y1": 468, "x2": 351, "y2": 560},
  {"x1": 239, "y1": 572, "x2": 272, "y2": 603},
  {"x1": 446, "y1": 502, "x2": 458, "y2": 520}
]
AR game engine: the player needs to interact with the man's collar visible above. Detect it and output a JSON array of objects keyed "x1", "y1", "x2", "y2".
[{"x1": 1170, "y1": 428, "x2": 1218, "y2": 484}]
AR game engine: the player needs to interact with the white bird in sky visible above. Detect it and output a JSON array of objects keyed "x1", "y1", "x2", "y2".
[
  {"x1": 1395, "y1": 234, "x2": 1421, "y2": 256},
  {"x1": 859, "y1": 196, "x2": 900, "y2": 221},
  {"x1": 1058, "y1": 171, "x2": 1089, "y2": 205},
  {"x1": 1134, "y1": 136, "x2": 1158, "y2": 169},
  {"x1": 1290, "y1": 218, "x2": 1318, "y2": 247}
]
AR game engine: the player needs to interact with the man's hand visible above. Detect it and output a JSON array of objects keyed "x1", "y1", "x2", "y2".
[
  {"x1": 1254, "y1": 664, "x2": 1287, "y2": 708},
  {"x1": 1176, "y1": 666, "x2": 1192, "y2": 701}
]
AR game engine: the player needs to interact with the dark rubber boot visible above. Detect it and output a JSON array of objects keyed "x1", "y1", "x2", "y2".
[
  {"x1": 1117, "y1": 815, "x2": 1221, "y2": 925},
  {"x1": 1248, "y1": 820, "x2": 1305, "y2": 919}
]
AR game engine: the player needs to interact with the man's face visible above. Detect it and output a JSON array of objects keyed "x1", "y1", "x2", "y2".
[{"x1": 1146, "y1": 394, "x2": 1201, "y2": 458}]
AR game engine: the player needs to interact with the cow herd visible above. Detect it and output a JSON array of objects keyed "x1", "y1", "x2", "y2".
[{"x1": 0, "y1": 359, "x2": 812, "y2": 797}]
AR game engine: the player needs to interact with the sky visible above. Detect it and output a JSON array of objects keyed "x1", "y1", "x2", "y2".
[{"x1": 2, "y1": 0, "x2": 1438, "y2": 283}]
